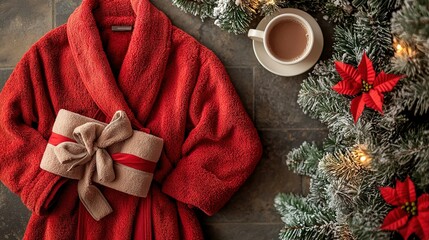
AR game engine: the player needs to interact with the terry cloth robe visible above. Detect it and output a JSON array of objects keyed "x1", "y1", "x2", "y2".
[{"x1": 0, "y1": 0, "x2": 262, "y2": 239}]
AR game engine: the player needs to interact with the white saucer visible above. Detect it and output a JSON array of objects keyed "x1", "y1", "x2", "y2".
[{"x1": 252, "y1": 8, "x2": 324, "y2": 77}]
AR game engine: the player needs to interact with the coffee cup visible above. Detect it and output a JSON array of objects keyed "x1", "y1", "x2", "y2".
[{"x1": 248, "y1": 13, "x2": 314, "y2": 65}]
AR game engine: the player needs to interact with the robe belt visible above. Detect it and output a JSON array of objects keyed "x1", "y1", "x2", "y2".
[{"x1": 40, "y1": 109, "x2": 163, "y2": 221}]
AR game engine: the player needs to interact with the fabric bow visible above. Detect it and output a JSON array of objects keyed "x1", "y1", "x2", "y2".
[{"x1": 53, "y1": 111, "x2": 133, "y2": 220}]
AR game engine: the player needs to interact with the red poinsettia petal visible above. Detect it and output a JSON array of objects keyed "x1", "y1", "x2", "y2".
[
  {"x1": 381, "y1": 207, "x2": 409, "y2": 230},
  {"x1": 379, "y1": 186, "x2": 400, "y2": 206},
  {"x1": 417, "y1": 194, "x2": 429, "y2": 240},
  {"x1": 358, "y1": 52, "x2": 376, "y2": 84},
  {"x1": 397, "y1": 217, "x2": 418, "y2": 240},
  {"x1": 396, "y1": 177, "x2": 417, "y2": 204},
  {"x1": 414, "y1": 221, "x2": 427, "y2": 240},
  {"x1": 417, "y1": 217, "x2": 429, "y2": 240},
  {"x1": 350, "y1": 95, "x2": 365, "y2": 123},
  {"x1": 420, "y1": 225, "x2": 429, "y2": 240},
  {"x1": 332, "y1": 79, "x2": 362, "y2": 96},
  {"x1": 418, "y1": 194, "x2": 429, "y2": 212},
  {"x1": 363, "y1": 91, "x2": 383, "y2": 113},
  {"x1": 373, "y1": 71, "x2": 387, "y2": 87},
  {"x1": 335, "y1": 61, "x2": 361, "y2": 84},
  {"x1": 335, "y1": 61, "x2": 362, "y2": 84},
  {"x1": 373, "y1": 71, "x2": 404, "y2": 93},
  {"x1": 417, "y1": 202, "x2": 429, "y2": 239}
]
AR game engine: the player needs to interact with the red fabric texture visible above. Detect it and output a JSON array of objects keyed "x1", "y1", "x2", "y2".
[{"x1": 0, "y1": 0, "x2": 262, "y2": 239}]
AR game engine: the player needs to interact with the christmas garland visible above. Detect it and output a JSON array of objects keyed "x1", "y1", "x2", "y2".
[
  {"x1": 170, "y1": 0, "x2": 352, "y2": 34},
  {"x1": 273, "y1": 0, "x2": 429, "y2": 239}
]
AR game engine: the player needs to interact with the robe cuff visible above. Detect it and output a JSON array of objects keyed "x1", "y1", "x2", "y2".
[
  {"x1": 162, "y1": 163, "x2": 233, "y2": 216},
  {"x1": 21, "y1": 170, "x2": 66, "y2": 215},
  {"x1": 41, "y1": 177, "x2": 68, "y2": 214}
]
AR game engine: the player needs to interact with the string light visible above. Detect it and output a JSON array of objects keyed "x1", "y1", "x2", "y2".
[
  {"x1": 396, "y1": 43, "x2": 403, "y2": 51},
  {"x1": 352, "y1": 144, "x2": 372, "y2": 167},
  {"x1": 393, "y1": 37, "x2": 415, "y2": 58}
]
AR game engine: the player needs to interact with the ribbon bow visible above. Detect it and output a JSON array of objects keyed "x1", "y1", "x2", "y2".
[{"x1": 53, "y1": 111, "x2": 133, "y2": 220}]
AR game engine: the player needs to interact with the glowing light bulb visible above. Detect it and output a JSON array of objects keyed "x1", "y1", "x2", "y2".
[
  {"x1": 358, "y1": 154, "x2": 371, "y2": 166},
  {"x1": 352, "y1": 144, "x2": 372, "y2": 167},
  {"x1": 396, "y1": 44, "x2": 403, "y2": 51}
]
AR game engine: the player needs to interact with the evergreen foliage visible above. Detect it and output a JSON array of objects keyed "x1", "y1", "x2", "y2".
[
  {"x1": 171, "y1": 0, "x2": 216, "y2": 19},
  {"x1": 213, "y1": 0, "x2": 254, "y2": 34},
  {"x1": 170, "y1": 0, "x2": 337, "y2": 33},
  {"x1": 274, "y1": 193, "x2": 337, "y2": 240},
  {"x1": 274, "y1": 0, "x2": 429, "y2": 239}
]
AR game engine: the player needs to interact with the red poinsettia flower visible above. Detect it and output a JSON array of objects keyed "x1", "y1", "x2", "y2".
[
  {"x1": 380, "y1": 176, "x2": 429, "y2": 240},
  {"x1": 332, "y1": 52, "x2": 404, "y2": 123}
]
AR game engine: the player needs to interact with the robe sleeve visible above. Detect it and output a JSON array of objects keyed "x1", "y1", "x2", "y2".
[
  {"x1": 0, "y1": 48, "x2": 65, "y2": 215},
  {"x1": 162, "y1": 50, "x2": 263, "y2": 216}
]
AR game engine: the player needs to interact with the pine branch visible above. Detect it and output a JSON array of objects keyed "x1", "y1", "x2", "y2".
[
  {"x1": 355, "y1": 17, "x2": 393, "y2": 69},
  {"x1": 390, "y1": 0, "x2": 429, "y2": 115},
  {"x1": 334, "y1": 224, "x2": 356, "y2": 240},
  {"x1": 171, "y1": 0, "x2": 216, "y2": 19},
  {"x1": 319, "y1": 150, "x2": 375, "y2": 215},
  {"x1": 391, "y1": 56, "x2": 429, "y2": 116},
  {"x1": 274, "y1": 193, "x2": 337, "y2": 240},
  {"x1": 286, "y1": 142, "x2": 324, "y2": 177},
  {"x1": 373, "y1": 123, "x2": 429, "y2": 190},
  {"x1": 297, "y1": 61, "x2": 349, "y2": 123},
  {"x1": 306, "y1": 176, "x2": 330, "y2": 207},
  {"x1": 348, "y1": 198, "x2": 392, "y2": 240},
  {"x1": 352, "y1": 0, "x2": 400, "y2": 21},
  {"x1": 324, "y1": 0, "x2": 356, "y2": 23},
  {"x1": 279, "y1": 0, "x2": 326, "y2": 12},
  {"x1": 279, "y1": 223, "x2": 337, "y2": 240},
  {"x1": 333, "y1": 25, "x2": 364, "y2": 65},
  {"x1": 391, "y1": 0, "x2": 429, "y2": 53},
  {"x1": 213, "y1": 0, "x2": 254, "y2": 34},
  {"x1": 319, "y1": 151, "x2": 369, "y2": 184}
]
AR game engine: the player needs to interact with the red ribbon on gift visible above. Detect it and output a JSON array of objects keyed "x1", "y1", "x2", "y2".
[{"x1": 49, "y1": 132, "x2": 157, "y2": 173}]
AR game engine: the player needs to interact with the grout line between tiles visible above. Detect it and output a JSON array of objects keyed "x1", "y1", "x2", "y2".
[
  {"x1": 0, "y1": 67, "x2": 14, "y2": 70},
  {"x1": 301, "y1": 176, "x2": 309, "y2": 196},
  {"x1": 300, "y1": 175, "x2": 304, "y2": 196}
]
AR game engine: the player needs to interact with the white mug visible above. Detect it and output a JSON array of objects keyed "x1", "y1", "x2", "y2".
[{"x1": 248, "y1": 13, "x2": 314, "y2": 65}]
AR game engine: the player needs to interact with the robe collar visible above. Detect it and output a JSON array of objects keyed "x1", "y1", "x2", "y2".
[{"x1": 67, "y1": 0, "x2": 172, "y2": 131}]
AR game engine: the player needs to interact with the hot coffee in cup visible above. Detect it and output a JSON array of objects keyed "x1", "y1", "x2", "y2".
[{"x1": 248, "y1": 13, "x2": 314, "y2": 65}]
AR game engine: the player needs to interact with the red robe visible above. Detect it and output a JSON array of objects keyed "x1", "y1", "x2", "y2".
[{"x1": 0, "y1": 0, "x2": 262, "y2": 239}]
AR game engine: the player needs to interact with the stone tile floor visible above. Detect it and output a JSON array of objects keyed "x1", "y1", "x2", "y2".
[{"x1": 0, "y1": 0, "x2": 332, "y2": 239}]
